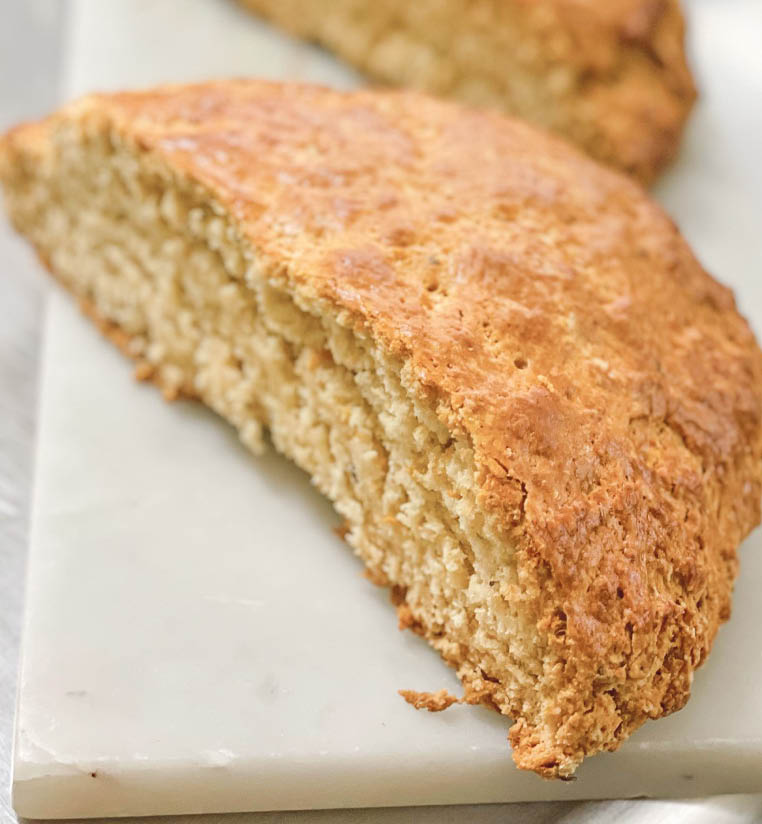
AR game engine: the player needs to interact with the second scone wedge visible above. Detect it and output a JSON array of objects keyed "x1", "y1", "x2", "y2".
[
  {"x1": 237, "y1": 0, "x2": 697, "y2": 183},
  {"x1": 1, "y1": 80, "x2": 761, "y2": 778}
]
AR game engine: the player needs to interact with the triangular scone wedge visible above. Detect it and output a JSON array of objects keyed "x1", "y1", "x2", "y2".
[
  {"x1": 1, "y1": 80, "x2": 760, "y2": 778},
  {"x1": 237, "y1": 0, "x2": 696, "y2": 183}
]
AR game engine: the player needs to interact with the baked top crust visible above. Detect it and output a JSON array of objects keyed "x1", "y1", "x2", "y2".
[
  {"x1": 238, "y1": 0, "x2": 696, "y2": 182},
  {"x1": 2, "y1": 79, "x2": 760, "y2": 774}
]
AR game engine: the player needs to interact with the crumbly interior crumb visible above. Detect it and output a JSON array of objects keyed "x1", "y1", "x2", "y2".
[{"x1": 4, "y1": 126, "x2": 565, "y2": 768}]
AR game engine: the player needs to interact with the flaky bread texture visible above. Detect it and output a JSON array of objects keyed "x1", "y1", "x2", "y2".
[
  {"x1": 237, "y1": 0, "x2": 696, "y2": 183},
  {"x1": 1, "y1": 80, "x2": 760, "y2": 778}
]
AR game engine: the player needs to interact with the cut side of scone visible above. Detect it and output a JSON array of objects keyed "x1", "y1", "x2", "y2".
[
  {"x1": 1, "y1": 80, "x2": 760, "y2": 778},
  {"x1": 237, "y1": 0, "x2": 696, "y2": 183}
]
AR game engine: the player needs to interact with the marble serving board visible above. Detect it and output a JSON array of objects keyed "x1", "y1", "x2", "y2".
[{"x1": 10, "y1": 0, "x2": 762, "y2": 818}]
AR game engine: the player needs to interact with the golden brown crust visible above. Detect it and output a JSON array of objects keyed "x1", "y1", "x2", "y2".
[
  {"x1": 237, "y1": 0, "x2": 696, "y2": 182},
  {"x1": 2, "y1": 80, "x2": 760, "y2": 777}
]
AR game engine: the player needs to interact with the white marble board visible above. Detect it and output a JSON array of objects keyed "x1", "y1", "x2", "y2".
[{"x1": 10, "y1": 0, "x2": 762, "y2": 817}]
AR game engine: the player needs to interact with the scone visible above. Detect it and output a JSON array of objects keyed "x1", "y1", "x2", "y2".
[
  {"x1": 237, "y1": 0, "x2": 696, "y2": 183},
  {"x1": 1, "y1": 80, "x2": 760, "y2": 778}
]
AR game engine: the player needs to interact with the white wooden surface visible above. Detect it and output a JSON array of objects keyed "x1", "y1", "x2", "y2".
[{"x1": 2, "y1": 1, "x2": 762, "y2": 822}]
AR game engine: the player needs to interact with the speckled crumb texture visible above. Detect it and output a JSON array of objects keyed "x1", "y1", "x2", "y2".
[
  {"x1": 237, "y1": 0, "x2": 696, "y2": 183},
  {"x1": 1, "y1": 79, "x2": 760, "y2": 778}
]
